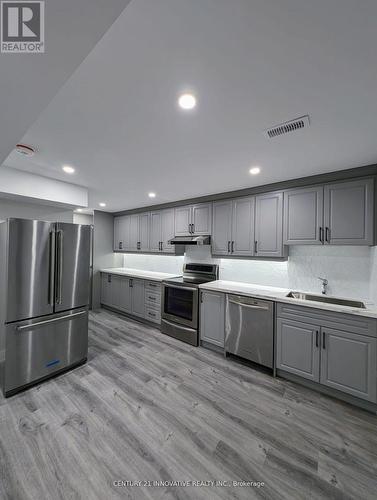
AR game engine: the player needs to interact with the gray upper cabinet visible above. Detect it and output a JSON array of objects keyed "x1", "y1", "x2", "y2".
[
  {"x1": 283, "y1": 186, "x2": 324, "y2": 245},
  {"x1": 174, "y1": 205, "x2": 192, "y2": 236},
  {"x1": 114, "y1": 215, "x2": 130, "y2": 251},
  {"x1": 192, "y1": 203, "x2": 212, "y2": 235},
  {"x1": 231, "y1": 197, "x2": 255, "y2": 256},
  {"x1": 161, "y1": 209, "x2": 175, "y2": 253},
  {"x1": 283, "y1": 178, "x2": 374, "y2": 246},
  {"x1": 276, "y1": 318, "x2": 320, "y2": 382},
  {"x1": 149, "y1": 211, "x2": 162, "y2": 252},
  {"x1": 174, "y1": 203, "x2": 212, "y2": 236},
  {"x1": 255, "y1": 192, "x2": 284, "y2": 257},
  {"x1": 139, "y1": 213, "x2": 150, "y2": 251},
  {"x1": 212, "y1": 200, "x2": 232, "y2": 255},
  {"x1": 129, "y1": 214, "x2": 139, "y2": 251},
  {"x1": 324, "y1": 178, "x2": 374, "y2": 245},
  {"x1": 320, "y1": 328, "x2": 377, "y2": 402},
  {"x1": 200, "y1": 291, "x2": 225, "y2": 347}
]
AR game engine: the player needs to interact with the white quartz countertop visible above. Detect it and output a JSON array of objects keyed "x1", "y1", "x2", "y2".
[
  {"x1": 100, "y1": 268, "x2": 180, "y2": 282},
  {"x1": 199, "y1": 280, "x2": 377, "y2": 319}
]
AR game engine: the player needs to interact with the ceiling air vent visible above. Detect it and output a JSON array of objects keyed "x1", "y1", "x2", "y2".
[{"x1": 265, "y1": 115, "x2": 310, "y2": 139}]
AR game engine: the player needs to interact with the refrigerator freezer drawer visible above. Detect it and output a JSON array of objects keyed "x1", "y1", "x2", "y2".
[{"x1": 4, "y1": 309, "x2": 88, "y2": 396}]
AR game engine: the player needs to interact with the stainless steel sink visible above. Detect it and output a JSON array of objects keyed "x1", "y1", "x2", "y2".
[{"x1": 286, "y1": 291, "x2": 366, "y2": 309}]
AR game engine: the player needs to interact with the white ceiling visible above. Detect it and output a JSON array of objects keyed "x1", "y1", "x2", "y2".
[
  {"x1": 4, "y1": 0, "x2": 377, "y2": 212},
  {"x1": 0, "y1": 0, "x2": 130, "y2": 171}
]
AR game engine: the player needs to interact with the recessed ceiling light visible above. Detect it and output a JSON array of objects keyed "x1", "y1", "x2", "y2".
[
  {"x1": 178, "y1": 93, "x2": 196, "y2": 110},
  {"x1": 148, "y1": 192, "x2": 156, "y2": 198},
  {"x1": 99, "y1": 202, "x2": 106, "y2": 207},
  {"x1": 76, "y1": 208, "x2": 83, "y2": 212},
  {"x1": 249, "y1": 166, "x2": 261, "y2": 175},
  {"x1": 62, "y1": 165, "x2": 75, "y2": 174}
]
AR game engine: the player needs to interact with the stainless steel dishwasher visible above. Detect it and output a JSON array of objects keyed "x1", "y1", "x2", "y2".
[{"x1": 225, "y1": 295, "x2": 274, "y2": 368}]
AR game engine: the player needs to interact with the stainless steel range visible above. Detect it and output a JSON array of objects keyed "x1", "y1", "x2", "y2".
[{"x1": 161, "y1": 263, "x2": 219, "y2": 346}]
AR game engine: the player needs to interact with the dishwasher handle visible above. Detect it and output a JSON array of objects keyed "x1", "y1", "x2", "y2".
[{"x1": 228, "y1": 299, "x2": 270, "y2": 311}]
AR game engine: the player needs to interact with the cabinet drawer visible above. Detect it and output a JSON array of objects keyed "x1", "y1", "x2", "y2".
[
  {"x1": 145, "y1": 307, "x2": 161, "y2": 324},
  {"x1": 145, "y1": 290, "x2": 161, "y2": 308},
  {"x1": 277, "y1": 303, "x2": 377, "y2": 338},
  {"x1": 145, "y1": 281, "x2": 161, "y2": 294}
]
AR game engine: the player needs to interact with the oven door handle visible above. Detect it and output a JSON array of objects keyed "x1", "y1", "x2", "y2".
[
  {"x1": 163, "y1": 284, "x2": 198, "y2": 292},
  {"x1": 162, "y1": 318, "x2": 196, "y2": 333}
]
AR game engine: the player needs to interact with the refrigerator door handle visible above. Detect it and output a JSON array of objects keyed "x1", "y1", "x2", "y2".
[
  {"x1": 48, "y1": 230, "x2": 55, "y2": 305},
  {"x1": 16, "y1": 310, "x2": 87, "y2": 331},
  {"x1": 56, "y1": 230, "x2": 64, "y2": 304}
]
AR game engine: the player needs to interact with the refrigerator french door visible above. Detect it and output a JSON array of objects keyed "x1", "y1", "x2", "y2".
[{"x1": 2, "y1": 218, "x2": 91, "y2": 396}]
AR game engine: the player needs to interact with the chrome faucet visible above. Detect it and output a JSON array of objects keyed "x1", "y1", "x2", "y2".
[{"x1": 318, "y1": 277, "x2": 328, "y2": 295}]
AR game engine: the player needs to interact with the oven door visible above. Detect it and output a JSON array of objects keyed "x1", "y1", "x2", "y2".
[{"x1": 161, "y1": 283, "x2": 198, "y2": 329}]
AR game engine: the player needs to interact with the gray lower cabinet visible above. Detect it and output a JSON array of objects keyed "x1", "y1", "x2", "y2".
[
  {"x1": 101, "y1": 273, "x2": 162, "y2": 324},
  {"x1": 320, "y1": 328, "x2": 377, "y2": 402},
  {"x1": 200, "y1": 291, "x2": 225, "y2": 347},
  {"x1": 276, "y1": 303, "x2": 377, "y2": 403},
  {"x1": 324, "y1": 178, "x2": 374, "y2": 245},
  {"x1": 276, "y1": 318, "x2": 320, "y2": 382},
  {"x1": 255, "y1": 192, "x2": 284, "y2": 257}
]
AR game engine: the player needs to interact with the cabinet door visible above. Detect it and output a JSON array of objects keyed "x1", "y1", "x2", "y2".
[
  {"x1": 114, "y1": 217, "x2": 122, "y2": 251},
  {"x1": 276, "y1": 318, "x2": 320, "y2": 382},
  {"x1": 255, "y1": 192, "x2": 284, "y2": 257},
  {"x1": 320, "y1": 328, "x2": 377, "y2": 402},
  {"x1": 129, "y1": 214, "x2": 139, "y2": 251},
  {"x1": 192, "y1": 203, "x2": 212, "y2": 235},
  {"x1": 231, "y1": 197, "x2": 255, "y2": 256},
  {"x1": 200, "y1": 291, "x2": 225, "y2": 347},
  {"x1": 324, "y1": 178, "x2": 374, "y2": 245},
  {"x1": 119, "y1": 277, "x2": 132, "y2": 313},
  {"x1": 150, "y1": 211, "x2": 162, "y2": 252},
  {"x1": 131, "y1": 279, "x2": 145, "y2": 318},
  {"x1": 283, "y1": 186, "x2": 324, "y2": 245},
  {"x1": 101, "y1": 274, "x2": 112, "y2": 306},
  {"x1": 212, "y1": 200, "x2": 232, "y2": 255},
  {"x1": 110, "y1": 275, "x2": 121, "y2": 309},
  {"x1": 174, "y1": 206, "x2": 192, "y2": 236},
  {"x1": 161, "y1": 209, "x2": 175, "y2": 253},
  {"x1": 139, "y1": 213, "x2": 150, "y2": 251}
]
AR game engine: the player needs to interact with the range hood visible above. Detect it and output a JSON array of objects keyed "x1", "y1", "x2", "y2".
[{"x1": 169, "y1": 235, "x2": 211, "y2": 246}]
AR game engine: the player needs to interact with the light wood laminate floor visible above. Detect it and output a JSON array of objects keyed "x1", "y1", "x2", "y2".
[{"x1": 0, "y1": 309, "x2": 376, "y2": 500}]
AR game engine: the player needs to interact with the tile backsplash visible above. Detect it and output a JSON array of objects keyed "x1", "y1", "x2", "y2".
[{"x1": 123, "y1": 245, "x2": 377, "y2": 301}]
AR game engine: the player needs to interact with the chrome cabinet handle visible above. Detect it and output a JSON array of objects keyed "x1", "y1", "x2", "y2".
[
  {"x1": 227, "y1": 241, "x2": 230, "y2": 253},
  {"x1": 325, "y1": 227, "x2": 330, "y2": 243},
  {"x1": 315, "y1": 330, "x2": 319, "y2": 348},
  {"x1": 108, "y1": 274, "x2": 112, "y2": 283},
  {"x1": 192, "y1": 223, "x2": 195, "y2": 234},
  {"x1": 254, "y1": 240, "x2": 258, "y2": 253},
  {"x1": 119, "y1": 241, "x2": 123, "y2": 250},
  {"x1": 148, "y1": 283, "x2": 157, "y2": 288},
  {"x1": 129, "y1": 279, "x2": 133, "y2": 288},
  {"x1": 322, "y1": 331, "x2": 326, "y2": 349},
  {"x1": 319, "y1": 227, "x2": 324, "y2": 243},
  {"x1": 231, "y1": 241, "x2": 234, "y2": 253},
  {"x1": 148, "y1": 311, "x2": 156, "y2": 317},
  {"x1": 148, "y1": 296, "x2": 156, "y2": 301},
  {"x1": 188, "y1": 224, "x2": 192, "y2": 234},
  {"x1": 17, "y1": 310, "x2": 87, "y2": 331}
]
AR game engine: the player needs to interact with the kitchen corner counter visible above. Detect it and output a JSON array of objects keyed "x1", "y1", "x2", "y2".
[
  {"x1": 100, "y1": 268, "x2": 180, "y2": 282},
  {"x1": 199, "y1": 280, "x2": 377, "y2": 319}
]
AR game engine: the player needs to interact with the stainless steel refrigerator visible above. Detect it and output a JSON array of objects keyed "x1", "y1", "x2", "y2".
[{"x1": 0, "y1": 218, "x2": 91, "y2": 397}]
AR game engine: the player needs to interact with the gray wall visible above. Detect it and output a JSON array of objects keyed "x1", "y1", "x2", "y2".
[
  {"x1": 92, "y1": 210, "x2": 122, "y2": 309},
  {"x1": 0, "y1": 198, "x2": 74, "y2": 222},
  {"x1": 73, "y1": 213, "x2": 94, "y2": 225}
]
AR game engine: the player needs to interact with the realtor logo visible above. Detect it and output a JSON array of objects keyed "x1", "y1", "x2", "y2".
[{"x1": 1, "y1": 1, "x2": 44, "y2": 53}]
